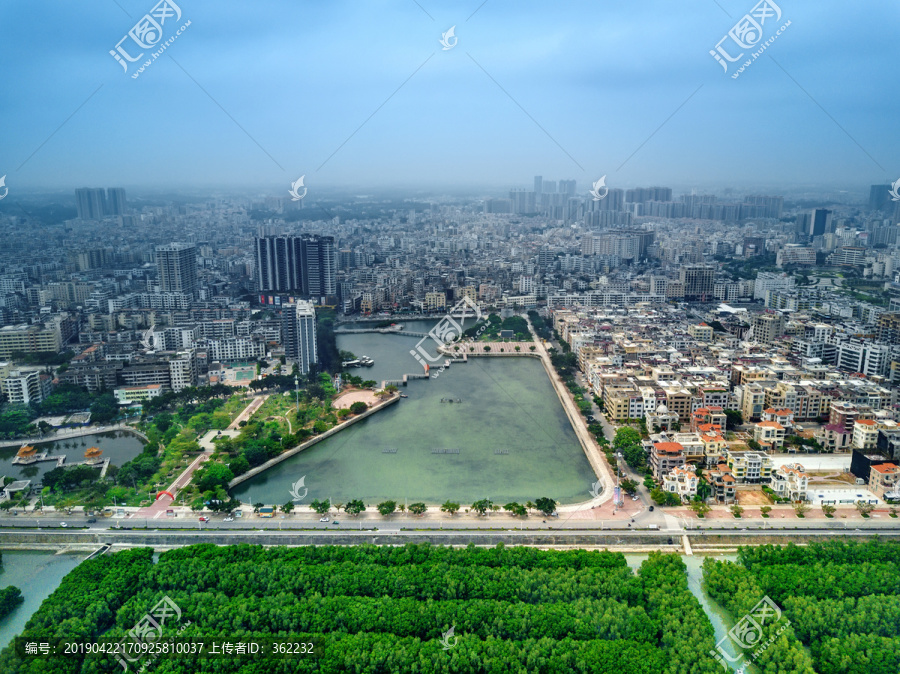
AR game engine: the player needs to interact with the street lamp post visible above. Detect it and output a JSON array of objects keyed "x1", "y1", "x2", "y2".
[{"x1": 294, "y1": 376, "x2": 300, "y2": 413}]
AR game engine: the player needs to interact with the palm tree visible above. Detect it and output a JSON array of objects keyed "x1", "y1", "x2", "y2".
[{"x1": 525, "y1": 500, "x2": 535, "y2": 513}]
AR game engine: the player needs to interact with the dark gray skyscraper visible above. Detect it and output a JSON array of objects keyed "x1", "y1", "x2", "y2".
[
  {"x1": 255, "y1": 234, "x2": 336, "y2": 297},
  {"x1": 75, "y1": 188, "x2": 107, "y2": 220},
  {"x1": 869, "y1": 184, "x2": 892, "y2": 211},
  {"x1": 106, "y1": 188, "x2": 127, "y2": 215},
  {"x1": 156, "y1": 242, "x2": 199, "y2": 297},
  {"x1": 809, "y1": 208, "x2": 832, "y2": 237},
  {"x1": 534, "y1": 175, "x2": 542, "y2": 194}
]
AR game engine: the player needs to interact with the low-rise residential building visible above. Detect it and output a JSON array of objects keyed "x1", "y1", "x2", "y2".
[
  {"x1": 705, "y1": 464, "x2": 737, "y2": 504},
  {"x1": 690, "y1": 406, "x2": 726, "y2": 432},
  {"x1": 726, "y1": 449, "x2": 773, "y2": 484},
  {"x1": 761, "y1": 408, "x2": 794, "y2": 427},
  {"x1": 771, "y1": 463, "x2": 809, "y2": 501},
  {"x1": 817, "y1": 424, "x2": 854, "y2": 452},
  {"x1": 688, "y1": 323, "x2": 713, "y2": 341},
  {"x1": 753, "y1": 421, "x2": 786, "y2": 450},
  {"x1": 114, "y1": 384, "x2": 163, "y2": 405},
  {"x1": 868, "y1": 463, "x2": 900, "y2": 501},
  {"x1": 852, "y1": 419, "x2": 880, "y2": 451},
  {"x1": 650, "y1": 441, "x2": 685, "y2": 479},
  {"x1": 662, "y1": 465, "x2": 698, "y2": 501}
]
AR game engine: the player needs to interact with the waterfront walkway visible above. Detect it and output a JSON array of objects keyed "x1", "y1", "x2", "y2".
[
  {"x1": 134, "y1": 395, "x2": 268, "y2": 519},
  {"x1": 525, "y1": 317, "x2": 615, "y2": 511}
]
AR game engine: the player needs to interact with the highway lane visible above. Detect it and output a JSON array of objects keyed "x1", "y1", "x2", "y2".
[{"x1": 2, "y1": 516, "x2": 896, "y2": 533}]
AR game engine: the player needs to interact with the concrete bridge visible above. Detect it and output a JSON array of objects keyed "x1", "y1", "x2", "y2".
[{"x1": 381, "y1": 373, "x2": 430, "y2": 387}]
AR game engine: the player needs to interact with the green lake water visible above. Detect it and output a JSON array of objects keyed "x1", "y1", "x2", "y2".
[
  {"x1": 0, "y1": 431, "x2": 146, "y2": 484},
  {"x1": 0, "y1": 550, "x2": 86, "y2": 649},
  {"x1": 233, "y1": 353, "x2": 594, "y2": 505}
]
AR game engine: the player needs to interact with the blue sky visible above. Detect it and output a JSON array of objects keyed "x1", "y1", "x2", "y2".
[{"x1": 1, "y1": 0, "x2": 897, "y2": 195}]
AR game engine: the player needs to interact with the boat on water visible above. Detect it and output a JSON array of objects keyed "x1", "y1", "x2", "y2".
[
  {"x1": 359, "y1": 355, "x2": 375, "y2": 366},
  {"x1": 399, "y1": 394, "x2": 408, "y2": 398}
]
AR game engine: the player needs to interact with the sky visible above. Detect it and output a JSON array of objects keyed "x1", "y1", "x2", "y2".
[{"x1": 1, "y1": 0, "x2": 898, "y2": 197}]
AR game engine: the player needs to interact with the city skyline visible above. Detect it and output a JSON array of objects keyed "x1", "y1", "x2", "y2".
[{"x1": 1, "y1": 0, "x2": 898, "y2": 194}]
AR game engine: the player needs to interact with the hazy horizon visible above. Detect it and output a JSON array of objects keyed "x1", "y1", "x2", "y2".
[{"x1": 2, "y1": 0, "x2": 898, "y2": 194}]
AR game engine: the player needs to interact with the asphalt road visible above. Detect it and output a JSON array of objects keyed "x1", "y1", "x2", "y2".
[{"x1": 2, "y1": 514, "x2": 896, "y2": 533}]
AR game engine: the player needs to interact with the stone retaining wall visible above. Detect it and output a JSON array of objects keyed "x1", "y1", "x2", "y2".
[
  {"x1": 1, "y1": 529, "x2": 896, "y2": 551},
  {"x1": 227, "y1": 395, "x2": 400, "y2": 488}
]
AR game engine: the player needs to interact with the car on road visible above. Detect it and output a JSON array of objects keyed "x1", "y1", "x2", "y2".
[
  {"x1": 632, "y1": 496, "x2": 639, "y2": 501},
  {"x1": 648, "y1": 506, "x2": 655, "y2": 512},
  {"x1": 86, "y1": 518, "x2": 97, "y2": 523},
  {"x1": 223, "y1": 517, "x2": 234, "y2": 522},
  {"x1": 198, "y1": 516, "x2": 210, "y2": 522},
  {"x1": 60, "y1": 522, "x2": 68, "y2": 528},
  {"x1": 332, "y1": 521, "x2": 339, "y2": 525},
  {"x1": 319, "y1": 517, "x2": 330, "y2": 522}
]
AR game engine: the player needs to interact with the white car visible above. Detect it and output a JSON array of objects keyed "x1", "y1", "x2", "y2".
[
  {"x1": 60, "y1": 522, "x2": 68, "y2": 528},
  {"x1": 319, "y1": 517, "x2": 330, "y2": 522},
  {"x1": 223, "y1": 517, "x2": 234, "y2": 522}
]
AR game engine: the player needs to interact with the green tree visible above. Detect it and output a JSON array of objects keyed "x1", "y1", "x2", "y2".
[
  {"x1": 730, "y1": 504, "x2": 744, "y2": 518},
  {"x1": 408, "y1": 502, "x2": 427, "y2": 516},
  {"x1": 821, "y1": 503, "x2": 836, "y2": 517},
  {"x1": 855, "y1": 500, "x2": 875, "y2": 517},
  {"x1": 0, "y1": 586, "x2": 23, "y2": 620},
  {"x1": 194, "y1": 463, "x2": 234, "y2": 493},
  {"x1": 503, "y1": 502, "x2": 527, "y2": 517},
  {"x1": 280, "y1": 501, "x2": 294, "y2": 514},
  {"x1": 613, "y1": 427, "x2": 641, "y2": 450},
  {"x1": 535, "y1": 497, "x2": 557, "y2": 516},
  {"x1": 440, "y1": 501, "x2": 460, "y2": 515},
  {"x1": 760, "y1": 505, "x2": 772, "y2": 517},
  {"x1": 344, "y1": 499, "x2": 366, "y2": 516},
  {"x1": 310, "y1": 499, "x2": 331, "y2": 515},
  {"x1": 690, "y1": 501, "x2": 711, "y2": 518},
  {"x1": 620, "y1": 479, "x2": 638, "y2": 496},
  {"x1": 471, "y1": 498, "x2": 493, "y2": 515},
  {"x1": 228, "y1": 454, "x2": 250, "y2": 476},
  {"x1": 377, "y1": 500, "x2": 397, "y2": 517},
  {"x1": 794, "y1": 501, "x2": 810, "y2": 517},
  {"x1": 349, "y1": 401, "x2": 368, "y2": 414},
  {"x1": 723, "y1": 409, "x2": 743, "y2": 430}
]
